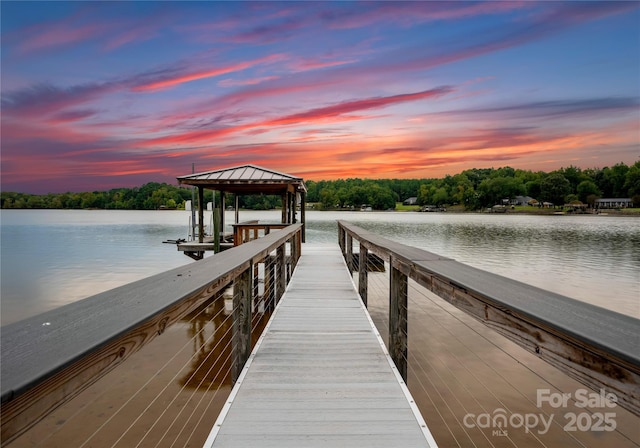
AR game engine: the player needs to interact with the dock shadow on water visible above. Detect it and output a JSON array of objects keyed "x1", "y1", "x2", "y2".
[
  {"x1": 8, "y1": 289, "x2": 272, "y2": 448},
  {"x1": 363, "y1": 268, "x2": 639, "y2": 448}
]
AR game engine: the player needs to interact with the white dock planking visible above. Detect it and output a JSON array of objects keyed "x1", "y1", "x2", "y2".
[{"x1": 204, "y1": 244, "x2": 437, "y2": 448}]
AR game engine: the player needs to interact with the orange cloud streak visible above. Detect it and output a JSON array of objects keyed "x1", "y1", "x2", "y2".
[{"x1": 132, "y1": 54, "x2": 286, "y2": 92}]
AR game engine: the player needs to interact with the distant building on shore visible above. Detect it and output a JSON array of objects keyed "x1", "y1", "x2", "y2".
[
  {"x1": 403, "y1": 197, "x2": 418, "y2": 205},
  {"x1": 595, "y1": 198, "x2": 634, "y2": 208}
]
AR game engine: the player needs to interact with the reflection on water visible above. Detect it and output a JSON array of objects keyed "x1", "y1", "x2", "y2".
[
  {"x1": 179, "y1": 292, "x2": 234, "y2": 389},
  {"x1": 9, "y1": 287, "x2": 273, "y2": 447},
  {"x1": 178, "y1": 288, "x2": 272, "y2": 390},
  {"x1": 364, "y1": 268, "x2": 640, "y2": 447},
  {"x1": 4, "y1": 209, "x2": 638, "y2": 447}
]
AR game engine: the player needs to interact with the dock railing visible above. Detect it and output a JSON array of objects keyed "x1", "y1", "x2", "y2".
[
  {"x1": 232, "y1": 221, "x2": 290, "y2": 246},
  {"x1": 338, "y1": 220, "x2": 640, "y2": 417},
  {"x1": 0, "y1": 223, "x2": 303, "y2": 446}
]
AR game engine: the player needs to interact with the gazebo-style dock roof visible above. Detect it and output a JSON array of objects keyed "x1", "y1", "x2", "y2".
[
  {"x1": 177, "y1": 164, "x2": 306, "y2": 195},
  {"x1": 176, "y1": 164, "x2": 307, "y2": 258}
]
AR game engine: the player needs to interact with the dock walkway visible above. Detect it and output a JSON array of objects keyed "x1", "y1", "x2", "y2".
[{"x1": 204, "y1": 244, "x2": 437, "y2": 448}]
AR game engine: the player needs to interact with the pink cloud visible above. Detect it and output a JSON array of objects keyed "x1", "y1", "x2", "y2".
[
  {"x1": 138, "y1": 86, "x2": 453, "y2": 148},
  {"x1": 131, "y1": 53, "x2": 286, "y2": 92},
  {"x1": 218, "y1": 76, "x2": 280, "y2": 87}
]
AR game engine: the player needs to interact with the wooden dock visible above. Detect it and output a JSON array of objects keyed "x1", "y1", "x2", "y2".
[{"x1": 204, "y1": 245, "x2": 437, "y2": 448}]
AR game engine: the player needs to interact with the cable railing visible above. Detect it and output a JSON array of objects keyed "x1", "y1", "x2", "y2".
[
  {"x1": 0, "y1": 223, "x2": 302, "y2": 446},
  {"x1": 340, "y1": 220, "x2": 640, "y2": 446},
  {"x1": 338, "y1": 220, "x2": 640, "y2": 417}
]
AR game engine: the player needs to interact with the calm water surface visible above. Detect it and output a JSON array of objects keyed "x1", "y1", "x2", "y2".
[
  {"x1": 3, "y1": 209, "x2": 639, "y2": 447},
  {"x1": 1, "y1": 209, "x2": 638, "y2": 325}
]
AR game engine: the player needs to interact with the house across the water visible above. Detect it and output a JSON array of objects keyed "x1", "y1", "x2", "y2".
[{"x1": 595, "y1": 198, "x2": 634, "y2": 208}]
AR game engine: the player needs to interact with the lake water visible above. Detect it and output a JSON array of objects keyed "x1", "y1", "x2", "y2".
[
  {"x1": 1, "y1": 209, "x2": 638, "y2": 325},
  {"x1": 3, "y1": 209, "x2": 639, "y2": 447}
]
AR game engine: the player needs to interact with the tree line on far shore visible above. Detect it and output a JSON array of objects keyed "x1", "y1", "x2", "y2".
[{"x1": 2, "y1": 161, "x2": 638, "y2": 211}]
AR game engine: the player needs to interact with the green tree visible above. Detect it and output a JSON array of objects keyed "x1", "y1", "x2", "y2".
[
  {"x1": 478, "y1": 177, "x2": 524, "y2": 206},
  {"x1": 540, "y1": 173, "x2": 571, "y2": 206},
  {"x1": 622, "y1": 160, "x2": 640, "y2": 198},
  {"x1": 576, "y1": 180, "x2": 600, "y2": 203}
]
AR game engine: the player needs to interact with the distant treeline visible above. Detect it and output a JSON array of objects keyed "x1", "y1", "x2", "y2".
[{"x1": 2, "y1": 162, "x2": 639, "y2": 211}]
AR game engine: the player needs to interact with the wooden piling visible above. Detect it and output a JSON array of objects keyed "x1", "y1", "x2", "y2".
[
  {"x1": 358, "y1": 245, "x2": 368, "y2": 307},
  {"x1": 232, "y1": 267, "x2": 252, "y2": 383},
  {"x1": 389, "y1": 258, "x2": 408, "y2": 381}
]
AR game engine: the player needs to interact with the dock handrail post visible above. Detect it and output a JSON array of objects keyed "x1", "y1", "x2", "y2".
[
  {"x1": 265, "y1": 256, "x2": 275, "y2": 311},
  {"x1": 232, "y1": 266, "x2": 253, "y2": 383},
  {"x1": 389, "y1": 256, "x2": 408, "y2": 382},
  {"x1": 295, "y1": 229, "x2": 302, "y2": 266},
  {"x1": 346, "y1": 234, "x2": 353, "y2": 272},
  {"x1": 277, "y1": 244, "x2": 286, "y2": 303},
  {"x1": 290, "y1": 231, "x2": 300, "y2": 272},
  {"x1": 358, "y1": 244, "x2": 368, "y2": 307},
  {"x1": 338, "y1": 225, "x2": 345, "y2": 255}
]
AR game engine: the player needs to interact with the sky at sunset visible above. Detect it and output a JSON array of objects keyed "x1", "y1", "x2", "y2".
[{"x1": 1, "y1": 1, "x2": 639, "y2": 194}]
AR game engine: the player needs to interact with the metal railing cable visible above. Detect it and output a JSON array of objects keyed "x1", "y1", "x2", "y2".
[
  {"x1": 360, "y1": 260, "x2": 597, "y2": 448},
  {"x1": 27, "y1": 290, "x2": 226, "y2": 448},
  {"x1": 365, "y1": 264, "x2": 480, "y2": 447},
  {"x1": 404, "y1": 282, "x2": 544, "y2": 448},
  {"x1": 126, "y1": 308, "x2": 235, "y2": 448},
  {"x1": 3, "y1": 227, "x2": 300, "y2": 448},
  {"x1": 179, "y1": 287, "x2": 275, "y2": 448},
  {"x1": 73, "y1": 292, "x2": 233, "y2": 448},
  {"x1": 133, "y1": 251, "x2": 279, "y2": 448},
  {"x1": 176, "y1": 253, "x2": 279, "y2": 448},
  {"x1": 405, "y1": 281, "x2": 590, "y2": 448}
]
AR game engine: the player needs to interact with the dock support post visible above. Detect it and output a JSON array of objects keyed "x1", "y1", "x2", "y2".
[
  {"x1": 359, "y1": 245, "x2": 368, "y2": 307},
  {"x1": 265, "y1": 257, "x2": 275, "y2": 311},
  {"x1": 232, "y1": 266, "x2": 252, "y2": 383},
  {"x1": 389, "y1": 258, "x2": 408, "y2": 381},
  {"x1": 213, "y1": 208, "x2": 220, "y2": 253},
  {"x1": 276, "y1": 245, "x2": 286, "y2": 304},
  {"x1": 290, "y1": 233, "x2": 299, "y2": 273},
  {"x1": 346, "y1": 234, "x2": 353, "y2": 272}
]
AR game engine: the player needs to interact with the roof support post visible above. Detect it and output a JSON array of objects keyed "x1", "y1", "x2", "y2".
[
  {"x1": 290, "y1": 191, "x2": 296, "y2": 224},
  {"x1": 220, "y1": 191, "x2": 226, "y2": 239},
  {"x1": 198, "y1": 186, "x2": 204, "y2": 244},
  {"x1": 235, "y1": 194, "x2": 240, "y2": 224}
]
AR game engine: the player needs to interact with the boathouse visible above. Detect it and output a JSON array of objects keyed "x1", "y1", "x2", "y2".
[{"x1": 176, "y1": 164, "x2": 307, "y2": 259}]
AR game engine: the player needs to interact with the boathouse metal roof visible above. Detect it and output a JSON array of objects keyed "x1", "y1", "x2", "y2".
[{"x1": 177, "y1": 164, "x2": 306, "y2": 194}]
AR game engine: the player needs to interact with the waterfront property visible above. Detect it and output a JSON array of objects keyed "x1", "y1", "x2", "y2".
[
  {"x1": 2, "y1": 219, "x2": 639, "y2": 446},
  {"x1": 595, "y1": 198, "x2": 634, "y2": 208}
]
